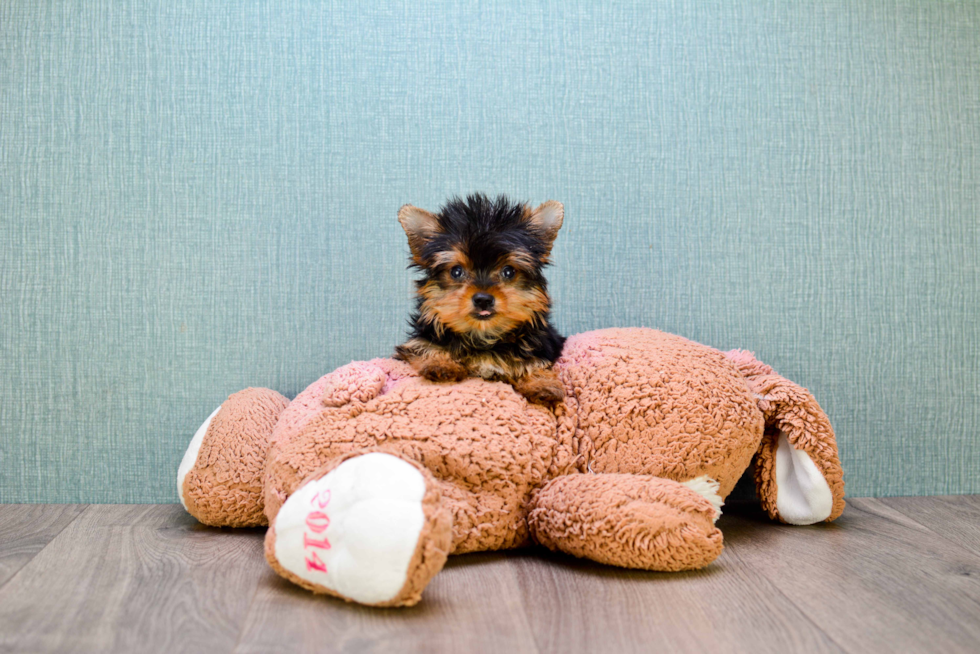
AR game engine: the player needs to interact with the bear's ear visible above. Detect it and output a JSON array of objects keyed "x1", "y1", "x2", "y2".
[
  {"x1": 526, "y1": 201, "x2": 564, "y2": 255},
  {"x1": 728, "y1": 353, "x2": 846, "y2": 525},
  {"x1": 398, "y1": 205, "x2": 440, "y2": 263}
]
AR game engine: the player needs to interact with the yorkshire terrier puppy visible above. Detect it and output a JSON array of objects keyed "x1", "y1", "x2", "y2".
[{"x1": 394, "y1": 193, "x2": 566, "y2": 405}]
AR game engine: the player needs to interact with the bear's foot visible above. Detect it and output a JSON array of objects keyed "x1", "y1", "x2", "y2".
[
  {"x1": 265, "y1": 452, "x2": 452, "y2": 607},
  {"x1": 528, "y1": 474, "x2": 724, "y2": 571},
  {"x1": 179, "y1": 388, "x2": 290, "y2": 528}
]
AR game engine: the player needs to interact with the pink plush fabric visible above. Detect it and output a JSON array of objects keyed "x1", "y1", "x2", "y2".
[{"x1": 181, "y1": 327, "x2": 845, "y2": 606}]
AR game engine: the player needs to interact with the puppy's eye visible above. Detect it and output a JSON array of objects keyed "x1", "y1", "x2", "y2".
[
  {"x1": 501, "y1": 266, "x2": 516, "y2": 281},
  {"x1": 450, "y1": 265, "x2": 465, "y2": 280}
]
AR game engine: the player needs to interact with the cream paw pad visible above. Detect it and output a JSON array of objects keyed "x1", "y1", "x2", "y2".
[{"x1": 264, "y1": 452, "x2": 453, "y2": 607}]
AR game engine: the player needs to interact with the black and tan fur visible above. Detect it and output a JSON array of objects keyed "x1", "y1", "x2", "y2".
[{"x1": 394, "y1": 193, "x2": 566, "y2": 404}]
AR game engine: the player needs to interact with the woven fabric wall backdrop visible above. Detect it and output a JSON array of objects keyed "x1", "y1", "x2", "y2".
[{"x1": 1, "y1": 0, "x2": 978, "y2": 502}]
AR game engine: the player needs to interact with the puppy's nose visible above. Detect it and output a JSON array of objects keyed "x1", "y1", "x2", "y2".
[{"x1": 472, "y1": 293, "x2": 495, "y2": 311}]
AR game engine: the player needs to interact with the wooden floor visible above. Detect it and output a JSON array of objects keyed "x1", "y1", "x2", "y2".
[{"x1": 0, "y1": 498, "x2": 978, "y2": 653}]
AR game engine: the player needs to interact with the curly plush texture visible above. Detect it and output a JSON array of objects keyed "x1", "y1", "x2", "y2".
[
  {"x1": 261, "y1": 330, "x2": 771, "y2": 553},
  {"x1": 555, "y1": 329, "x2": 764, "y2": 497},
  {"x1": 725, "y1": 349, "x2": 846, "y2": 522},
  {"x1": 180, "y1": 327, "x2": 846, "y2": 606},
  {"x1": 529, "y1": 474, "x2": 724, "y2": 570},
  {"x1": 181, "y1": 387, "x2": 289, "y2": 527},
  {"x1": 264, "y1": 360, "x2": 565, "y2": 553}
]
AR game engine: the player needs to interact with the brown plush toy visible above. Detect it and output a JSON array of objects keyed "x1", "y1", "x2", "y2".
[{"x1": 178, "y1": 328, "x2": 844, "y2": 607}]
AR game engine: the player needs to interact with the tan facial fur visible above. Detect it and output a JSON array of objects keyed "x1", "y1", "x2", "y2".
[{"x1": 418, "y1": 267, "x2": 550, "y2": 342}]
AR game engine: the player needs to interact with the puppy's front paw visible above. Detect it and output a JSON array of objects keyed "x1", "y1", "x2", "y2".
[
  {"x1": 514, "y1": 369, "x2": 565, "y2": 405},
  {"x1": 521, "y1": 382, "x2": 565, "y2": 405},
  {"x1": 418, "y1": 358, "x2": 468, "y2": 383}
]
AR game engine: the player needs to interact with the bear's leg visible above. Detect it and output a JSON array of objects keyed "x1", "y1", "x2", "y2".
[
  {"x1": 528, "y1": 474, "x2": 724, "y2": 571},
  {"x1": 264, "y1": 452, "x2": 453, "y2": 607},
  {"x1": 179, "y1": 387, "x2": 290, "y2": 527}
]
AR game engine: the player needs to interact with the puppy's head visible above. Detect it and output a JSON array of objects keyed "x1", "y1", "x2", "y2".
[{"x1": 398, "y1": 193, "x2": 563, "y2": 339}]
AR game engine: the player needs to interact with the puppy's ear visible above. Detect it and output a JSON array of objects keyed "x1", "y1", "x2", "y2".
[
  {"x1": 398, "y1": 205, "x2": 440, "y2": 263},
  {"x1": 527, "y1": 201, "x2": 564, "y2": 254}
]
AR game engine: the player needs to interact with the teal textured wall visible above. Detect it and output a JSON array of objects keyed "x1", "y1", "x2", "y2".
[{"x1": 1, "y1": 1, "x2": 978, "y2": 503}]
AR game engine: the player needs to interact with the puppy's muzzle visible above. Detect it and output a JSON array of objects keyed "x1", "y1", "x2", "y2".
[{"x1": 472, "y1": 292, "x2": 495, "y2": 318}]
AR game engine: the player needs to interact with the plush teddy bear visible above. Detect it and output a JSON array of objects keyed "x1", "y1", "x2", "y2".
[{"x1": 178, "y1": 327, "x2": 844, "y2": 607}]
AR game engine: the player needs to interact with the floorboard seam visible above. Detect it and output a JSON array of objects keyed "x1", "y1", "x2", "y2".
[
  {"x1": 502, "y1": 553, "x2": 545, "y2": 654},
  {"x1": 723, "y1": 540, "x2": 851, "y2": 654},
  {"x1": 229, "y1": 564, "x2": 265, "y2": 654},
  {"x1": 0, "y1": 504, "x2": 91, "y2": 595},
  {"x1": 870, "y1": 498, "x2": 980, "y2": 561}
]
